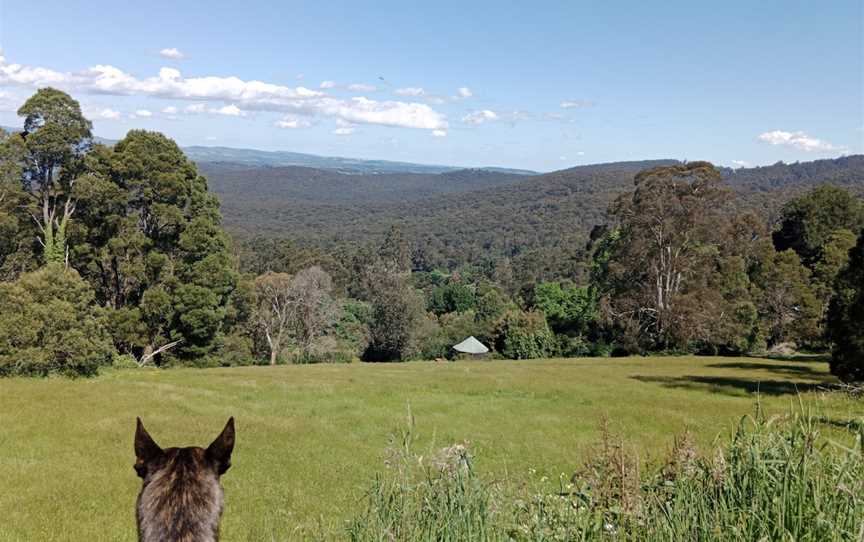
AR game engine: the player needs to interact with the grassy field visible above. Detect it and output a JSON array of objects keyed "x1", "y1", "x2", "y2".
[{"x1": 1, "y1": 355, "x2": 861, "y2": 541}]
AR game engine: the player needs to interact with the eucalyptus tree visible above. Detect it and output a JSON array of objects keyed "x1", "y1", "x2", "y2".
[
  {"x1": 601, "y1": 162, "x2": 732, "y2": 349},
  {"x1": 17, "y1": 88, "x2": 92, "y2": 264}
]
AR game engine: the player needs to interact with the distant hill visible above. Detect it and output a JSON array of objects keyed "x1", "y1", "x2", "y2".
[
  {"x1": 200, "y1": 163, "x2": 530, "y2": 204},
  {"x1": 208, "y1": 156, "x2": 864, "y2": 274},
  {"x1": 184, "y1": 146, "x2": 537, "y2": 175},
  {"x1": 1, "y1": 125, "x2": 536, "y2": 175}
]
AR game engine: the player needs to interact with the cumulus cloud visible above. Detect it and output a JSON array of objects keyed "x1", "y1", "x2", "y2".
[
  {"x1": 0, "y1": 55, "x2": 447, "y2": 132},
  {"x1": 462, "y1": 109, "x2": 498, "y2": 125},
  {"x1": 275, "y1": 115, "x2": 312, "y2": 129},
  {"x1": 757, "y1": 130, "x2": 841, "y2": 152},
  {"x1": 347, "y1": 83, "x2": 377, "y2": 93},
  {"x1": 457, "y1": 87, "x2": 473, "y2": 98},
  {"x1": 99, "y1": 108, "x2": 121, "y2": 120},
  {"x1": 184, "y1": 102, "x2": 246, "y2": 116},
  {"x1": 213, "y1": 104, "x2": 244, "y2": 116},
  {"x1": 560, "y1": 99, "x2": 594, "y2": 109},
  {"x1": 161, "y1": 106, "x2": 178, "y2": 114},
  {"x1": 159, "y1": 48, "x2": 184, "y2": 60},
  {"x1": 395, "y1": 87, "x2": 426, "y2": 97},
  {"x1": 431, "y1": 129, "x2": 447, "y2": 137},
  {"x1": 134, "y1": 109, "x2": 153, "y2": 117},
  {"x1": 319, "y1": 80, "x2": 336, "y2": 89}
]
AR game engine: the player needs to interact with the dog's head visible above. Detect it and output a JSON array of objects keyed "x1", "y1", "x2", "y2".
[
  {"x1": 134, "y1": 417, "x2": 235, "y2": 480},
  {"x1": 134, "y1": 418, "x2": 235, "y2": 542}
]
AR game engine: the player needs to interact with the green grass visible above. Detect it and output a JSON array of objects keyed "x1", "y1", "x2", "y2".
[{"x1": 0, "y1": 356, "x2": 861, "y2": 540}]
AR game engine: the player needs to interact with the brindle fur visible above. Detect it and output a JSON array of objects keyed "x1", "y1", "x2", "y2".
[{"x1": 134, "y1": 418, "x2": 235, "y2": 542}]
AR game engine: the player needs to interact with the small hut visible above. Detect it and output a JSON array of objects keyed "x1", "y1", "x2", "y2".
[{"x1": 452, "y1": 336, "x2": 489, "y2": 359}]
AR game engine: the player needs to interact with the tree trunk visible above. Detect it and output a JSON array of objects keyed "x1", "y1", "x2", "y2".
[{"x1": 270, "y1": 349, "x2": 277, "y2": 366}]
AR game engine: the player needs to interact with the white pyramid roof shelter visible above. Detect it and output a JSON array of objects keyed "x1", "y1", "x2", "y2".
[{"x1": 452, "y1": 336, "x2": 489, "y2": 354}]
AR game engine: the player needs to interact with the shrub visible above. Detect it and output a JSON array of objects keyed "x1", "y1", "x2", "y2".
[
  {"x1": 493, "y1": 310, "x2": 555, "y2": 359},
  {"x1": 0, "y1": 264, "x2": 115, "y2": 377}
]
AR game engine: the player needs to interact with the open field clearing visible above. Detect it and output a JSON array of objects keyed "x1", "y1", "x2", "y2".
[{"x1": 1, "y1": 356, "x2": 862, "y2": 540}]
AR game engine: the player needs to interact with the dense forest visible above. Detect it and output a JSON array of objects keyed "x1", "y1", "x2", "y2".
[
  {"x1": 1, "y1": 88, "x2": 863, "y2": 382},
  {"x1": 206, "y1": 155, "x2": 864, "y2": 280}
]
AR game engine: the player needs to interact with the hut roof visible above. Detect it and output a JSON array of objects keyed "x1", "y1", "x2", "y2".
[{"x1": 452, "y1": 336, "x2": 489, "y2": 354}]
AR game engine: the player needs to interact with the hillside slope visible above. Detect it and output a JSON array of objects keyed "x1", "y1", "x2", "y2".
[{"x1": 209, "y1": 155, "x2": 864, "y2": 271}]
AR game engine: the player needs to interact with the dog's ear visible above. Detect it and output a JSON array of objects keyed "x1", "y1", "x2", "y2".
[
  {"x1": 206, "y1": 417, "x2": 235, "y2": 475},
  {"x1": 134, "y1": 418, "x2": 163, "y2": 478}
]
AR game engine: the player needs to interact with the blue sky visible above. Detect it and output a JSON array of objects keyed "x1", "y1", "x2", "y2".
[{"x1": 0, "y1": 0, "x2": 860, "y2": 171}]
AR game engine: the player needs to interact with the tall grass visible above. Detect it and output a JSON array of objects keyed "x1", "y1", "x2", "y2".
[
  {"x1": 348, "y1": 404, "x2": 864, "y2": 541},
  {"x1": 346, "y1": 411, "x2": 495, "y2": 541}
]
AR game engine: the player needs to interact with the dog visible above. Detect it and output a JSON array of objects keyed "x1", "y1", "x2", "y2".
[{"x1": 134, "y1": 417, "x2": 235, "y2": 542}]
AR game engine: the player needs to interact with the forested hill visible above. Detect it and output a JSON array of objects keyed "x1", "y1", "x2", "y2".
[
  {"x1": 199, "y1": 163, "x2": 530, "y2": 203},
  {"x1": 208, "y1": 155, "x2": 864, "y2": 272}
]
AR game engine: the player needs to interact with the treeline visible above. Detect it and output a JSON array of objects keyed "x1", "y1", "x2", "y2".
[{"x1": 0, "y1": 89, "x2": 862, "y2": 382}]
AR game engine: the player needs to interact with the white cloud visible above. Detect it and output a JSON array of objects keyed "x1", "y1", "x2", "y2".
[
  {"x1": 457, "y1": 87, "x2": 473, "y2": 98},
  {"x1": 184, "y1": 103, "x2": 207, "y2": 114},
  {"x1": 99, "y1": 108, "x2": 121, "y2": 120},
  {"x1": 560, "y1": 99, "x2": 594, "y2": 109},
  {"x1": 0, "y1": 56, "x2": 446, "y2": 131},
  {"x1": 320, "y1": 80, "x2": 336, "y2": 89},
  {"x1": 347, "y1": 83, "x2": 377, "y2": 93},
  {"x1": 731, "y1": 160, "x2": 750, "y2": 168},
  {"x1": 184, "y1": 102, "x2": 246, "y2": 117},
  {"x1": 0, "y1": 55, "x2": 447, "y2": 132},
  {"x1": 757, "y1": 130, "x2": 841, "y2": 152},
  {"x1": 134, "y1": 109, "x2": 153, "y2": 117},
  {"x1": 462, "y1": 109, "x2": 498, "y2": 125},
  {"x1": 431, "y1": 129, "x2": 447, "y2": 137},
  {"x1": 159, "y1": 48, "x2": 184, "y2": 60},
  {"x1": 214, "y1": 104, "x2": 244, "y2": 116},
  {"x1": 276, "y1": 115, "x2": 312, "y2": 129},
  {"x1": 161, "y1": 106, "x2": 178, "y2": 114},
  {"x1": 395, "y1": 87, "x2": 426, "y2": 97}
]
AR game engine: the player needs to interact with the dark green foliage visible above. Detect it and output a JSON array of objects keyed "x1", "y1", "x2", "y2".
[
  {"x1": 773, "y1": 185, "x2": 864, "y2": 268},
  {"x1": 364, "y1": 271, "x2": 429, "y2": 361},
  {"x1": 70, "y1": 130, "x2": 237, "y2": 363},
  {"x1": 332, "y1": 299, "x2": 373, "y2": 358},
  {"x1": 493, "y1": 310, "x2": 555, "y2": 360},
  {"x1": 826, "y1": 230, "x2": 864, "y2": 382},
  {"x1": 0, "y1": 264, "x2": 115, "y2": 376},
  {"x1": 0, "y1": 130, "x2": 36, "y2": 280},
  {"x1": 428, "y1": 281, "x2": 476, "y2": 315},
  {"x1": 754, "y1": 249, "x2": 822, "y2": 347},
  {"x1": 532, "y1": 281, "x2": 597, "y2": 335}
]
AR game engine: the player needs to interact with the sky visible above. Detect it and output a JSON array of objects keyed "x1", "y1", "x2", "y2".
[{"x1": 0, "y1": 0, "x2": 860, "y2": 172}]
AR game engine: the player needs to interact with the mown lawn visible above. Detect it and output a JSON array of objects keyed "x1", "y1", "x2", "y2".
[{"x1": 0, "y1": 356, "x2": 861, "y2": 541}]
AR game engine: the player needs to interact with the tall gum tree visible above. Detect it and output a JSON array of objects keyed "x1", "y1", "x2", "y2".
[
  {"x1": 17, "y1": 88, "x2": 92, "y2": 265},
  {"x1": 603, "y1": 162, "x2": 732, "y2": 349}
]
